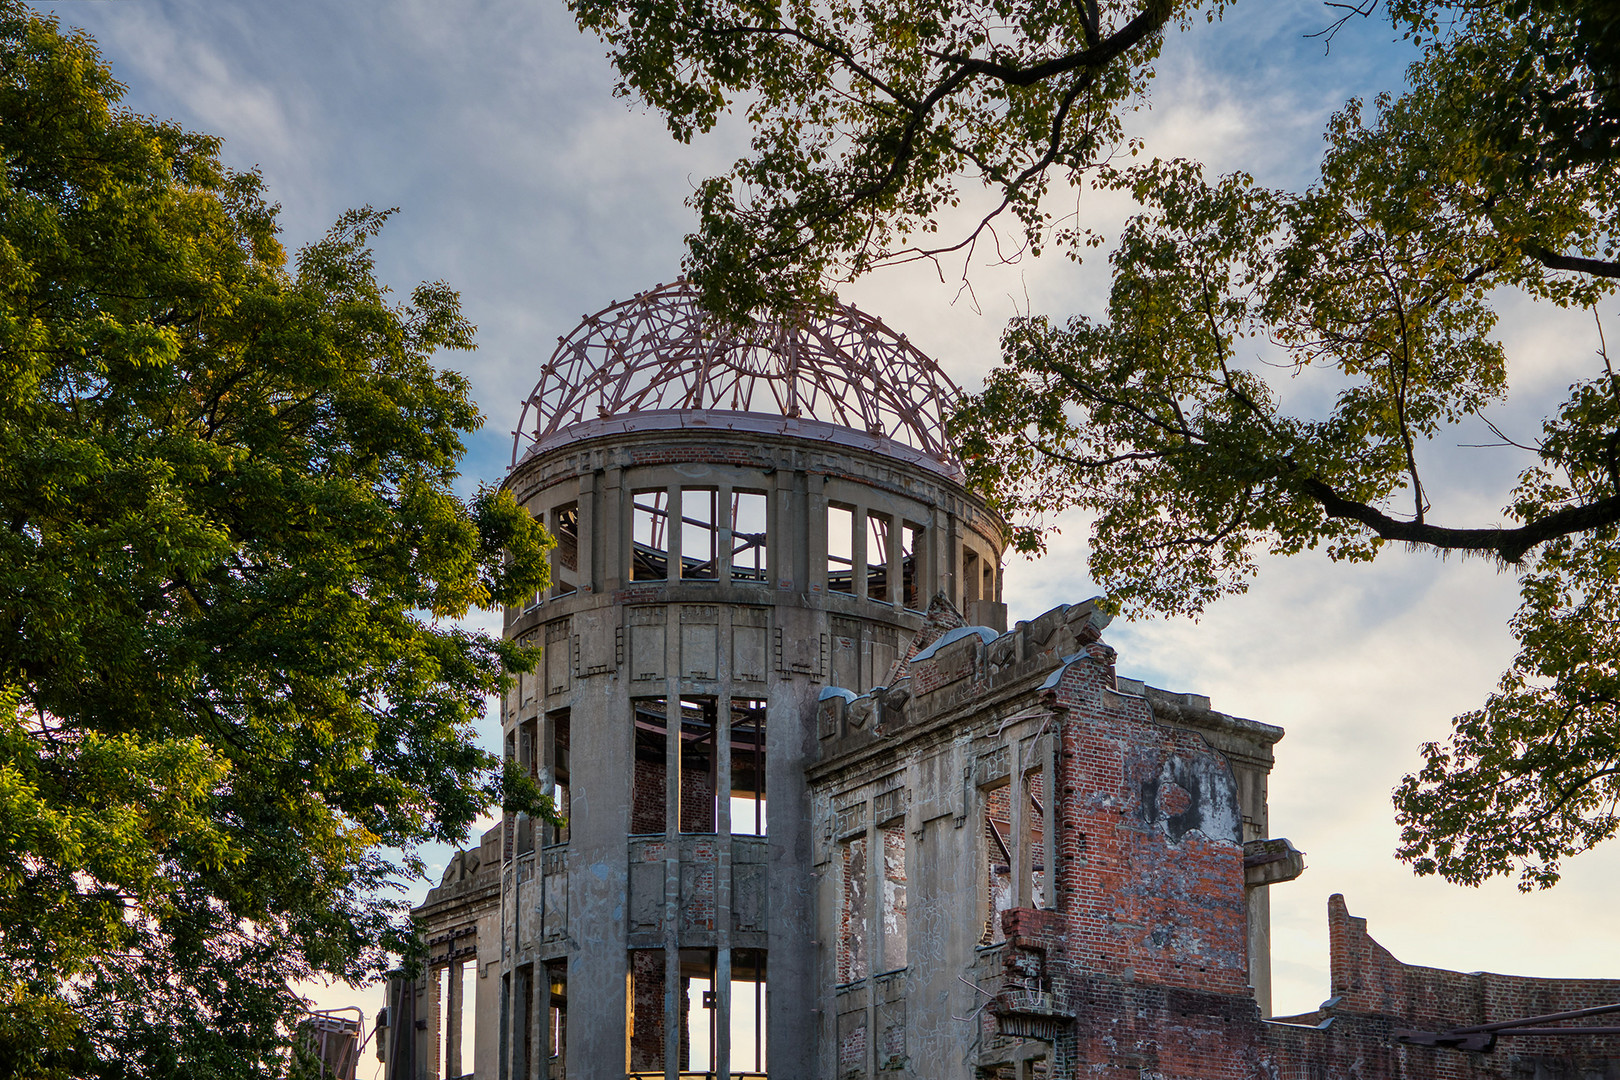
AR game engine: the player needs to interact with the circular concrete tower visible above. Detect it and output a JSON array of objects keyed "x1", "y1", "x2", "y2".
[{"x1": 497, "y1": 282, "x2": 1006, "y2": 1080}]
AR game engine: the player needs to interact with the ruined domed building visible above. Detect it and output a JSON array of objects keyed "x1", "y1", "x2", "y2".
[{"x1": 380, "y1": 285, "x2": 1620, "y2": 1080}]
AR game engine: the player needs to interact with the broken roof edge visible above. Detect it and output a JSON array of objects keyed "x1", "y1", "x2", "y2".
[
  {"x1": 910, "y1": 624, "x2": 1001, "y2": 663},
  {"x1": 1135, "y1": 682, "x2": 1285, "y2": 747}
]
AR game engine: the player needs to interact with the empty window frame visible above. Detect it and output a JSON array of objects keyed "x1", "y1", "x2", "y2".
[
  {"x1": 963, "y1": 548, "x2": 982, "y2": 604},
  {"x1": 880, "y1": 820, "x2": 907, "y2": 973},
  {"x1": 827, "y1": 504, "x2": 855, "y2": 594},
  {"x1": 436, "y1": 959, "x2": 475, "y2": 1080},
  {"x1": 550, "y1": 502, "x2": 579, "y2": 596},
  {"x1": 631, "y1": 489, "x2": 669, "y2": 581},
  {"x1": 901, "y1": 522, "x2": 924, "y2": 610},
  {"x1": 984, "y1": 560, "x2": 997, "y2": 603},
  {"x1": 731, "y1": 949, "x2": 769, "y2": 1076},
  {"x1": 679, "y1": 698, "x2": 718, "y2": 834},
  {"x1": 680, "y1": 949, "x2": 718, "y2": 1074},
  {"x1": 547, "y1": 709, "x2": 570, "y2": 847},
  {"x1": 545, "y1": 960, "x2": 567, "y2": 1076},
  {"x1": 838, "y1": 833, "x2": 868, "y2": 983},
  {"x1": 627, "y1": 949, "x2": 667, "y2": 1077},
  {"x1": 518, "y1": 718, "x2": 539, "y2": 855},
  {"x1": 631, "y1": 699, "x2": 669, "y2": 835},
  {"x1": 981, "y1": 783, "x2": 1013, "y2": 946},
  {"x1": 866, "y1": 513, "x2": 891, "y2": 603},
  {"x1": 519, "y1": 718, "x2": 539, "y2": 779},
  {"x1": 731, "y1": 699, "x2": 767, "y2": 836},
  {"x1": 503, "y1": 730, "x2": 517, "y2": 861},
  {"x1": 1024, "y1": 769, "x2": 1046, "y2": 908},
  {"x1": 731, "y1": 491, "x2": 769, "y2": 583},
  {"x1": 681, "y1": 487, "x2": 719, "y2": 580},
  {"x1": 514, "y1": 964, "x2": 535, "y2": 1080}
]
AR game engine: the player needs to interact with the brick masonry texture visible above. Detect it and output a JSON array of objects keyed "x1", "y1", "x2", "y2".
[
  {"x1": 1012, "y1": 643, "x2": 1618, "y2": 1079},
  {"x1": 824, "y1": 601, "x2": 1620, "y2": 1080}
]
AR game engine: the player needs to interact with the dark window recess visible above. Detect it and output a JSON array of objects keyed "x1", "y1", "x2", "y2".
[
  {"x1": 631, "y1": 699, "x2": 669, "y2": 834},
  {"x1": 514, "y1": 964, "x2": 535, "y2": 1080},
  {"x1": 902, "y1": 522, "x2": 924, "y2": 610},
  {"x1": 547, "y1": 709, "x2": 570, "y2": 847},
  {"x1": 1025, "y1": 770, "x2": 1045, "y2": 907},
  {"x1": 982, "y1": 783, "x2": 1012, "y2": 946},
  {"x1": 546, "y1": 959, "x2": 566, "y2": 1074},
  {"x1": 518, "y1": 718, "x2": 539, "y2": 855},
  {"x1": 627, "y1": 949, "x2": 666, "y2": 1076},
  {"x1": 679, "y1": 698, "x2": 717, "y2": 834},
  {"x1": 551, "y1": 502, "x2": 578, "y2": 596}
]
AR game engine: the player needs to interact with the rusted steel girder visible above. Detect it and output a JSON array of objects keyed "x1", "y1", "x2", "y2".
[{"x1": 1393, "y1": 1001, "x2": 1620, "y2": 1052}]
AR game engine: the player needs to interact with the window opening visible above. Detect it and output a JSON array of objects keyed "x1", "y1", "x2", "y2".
[
  {"x1": 981, "y1": 784, "x2": 1013, "y2": 946},
  {"x1": 827, "y1": 505, "x2": 854, "y2": 593},
  {"x1": 1024, "y1": 770, "x2": 1045, "y2": 908},
  {"x1": 964, "y1": 549, "x2": 982, "y2": 604},
  {"x1": 514, "y1": 964, "x2": 534, "y2": 1080},
  {"x1": 631, "y1": 699, "x2": 669, "y2": 834},
  {"x1": 901, "y1": 523, "x2": 923, "y2": 610},
  {"x1": 455, "y1": 960, "x2": 475, "y2": 1080},
  {"x1": 551, "y1": 502, "x2": 578, "y2": 596},
  {"x1": 547, "y1": 710, "x2": 570, "y2": 847},
  {"x1": 985, "y1": 561, "x2": 997, "y2": 603},
  {"x1": 503, "y1": 731, "x2": 517, "y2": 861},
  {"x1": 436, "y1": 963, "x2": 450, "y2": 1079},
  {"x1": 627, "y1": 949, "x2": 666, "y2": 1076},
  {"x1": 632, "y1": 489, "x2": 669, "y2": 580},
  {"x1": 518, "y1": 718, "x2": 538, "y2": 855},
  {"x1": 680, "y1": 949, "x2": 718, "y2": 1074},
  {"x1": 838, "y1": 834, "x2": 868, "y2": 983},
  {"x1": 679, "y1": 698, "x2": 717, "y2": 834},
  {"x1": 867, "y1": 514, "x2": 891, "y2": 602},
  {"x1": 881, "y1": 821, "x2": 907, "y2": 973},
  {"x1": 545, "y1": 959, "x2": 566, "y2": 1077},
  {"x1": 681, "y1": 488, "x2": 718, "y2": 579},
  {"x1": 731, "y1": 491, "x2": 769, "y2": 582},
  {"x1": 519, "y1": 718, "x2": 538, "y2": 779},
  {"x1": 731, "y1": 949, "x2": 769, "y2": 1076},
  {"x1": 730, "y1": 699, "x2": 767, "y2": 836}
]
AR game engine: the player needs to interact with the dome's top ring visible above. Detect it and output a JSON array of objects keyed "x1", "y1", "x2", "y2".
[{"x1": 512, "y1": 282, "x2": 960, "y2": 467}]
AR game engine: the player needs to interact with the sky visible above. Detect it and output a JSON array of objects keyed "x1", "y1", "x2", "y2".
[{"x1": 35, "y1": 0, "x2": 1620, "y2": 1047}]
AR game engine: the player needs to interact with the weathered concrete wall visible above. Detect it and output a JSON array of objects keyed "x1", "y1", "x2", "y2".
[{"x1": 484, "y1": 417, "x2": 1006, "y2": 1080}]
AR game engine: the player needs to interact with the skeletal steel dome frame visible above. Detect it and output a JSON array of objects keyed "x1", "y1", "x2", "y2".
[{"x1": 511, "y1": 281, "x2": 961, "y2": 466}]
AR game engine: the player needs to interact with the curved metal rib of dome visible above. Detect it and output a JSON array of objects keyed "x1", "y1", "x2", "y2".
[{"x1": 512, "y1": 282, "x2": 960, "y2": 467}]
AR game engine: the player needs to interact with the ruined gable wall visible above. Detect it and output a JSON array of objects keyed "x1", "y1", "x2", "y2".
[{"x1": 1045, "y1": 644, "x2": 1252, "y2": 998}]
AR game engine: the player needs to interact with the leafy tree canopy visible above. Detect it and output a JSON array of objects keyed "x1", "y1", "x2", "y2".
[
  {"x1": 571, "y1": 0, "x2": 1620, "y2": 889},
  {"x1": 0, "y1": 4, "x2": 552, "y2": 1075}
]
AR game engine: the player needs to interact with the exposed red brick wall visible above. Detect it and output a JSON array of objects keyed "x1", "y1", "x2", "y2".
[
  {"x1": 982, "y1": 640, "x2": 1620, "y2": 1080},
  {"x1": 628, "y1": 949, "x2": 665, "y2": 1071}
]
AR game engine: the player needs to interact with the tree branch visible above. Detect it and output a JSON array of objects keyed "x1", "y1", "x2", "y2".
[
  {"x1": 933, "y1": 0, "x2": 1172, "y2": 87},
  {"x1": 1300, "y1": 476, "x2": 1620, "y2": 562},
  {"x1": 1527, "y1": 245, "x2": 1620, "y2": 279}
]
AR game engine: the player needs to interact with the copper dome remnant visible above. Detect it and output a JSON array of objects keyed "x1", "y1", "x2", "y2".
[{"x1": 512, "y1": 282, "x2": 960, "y2": 467}]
